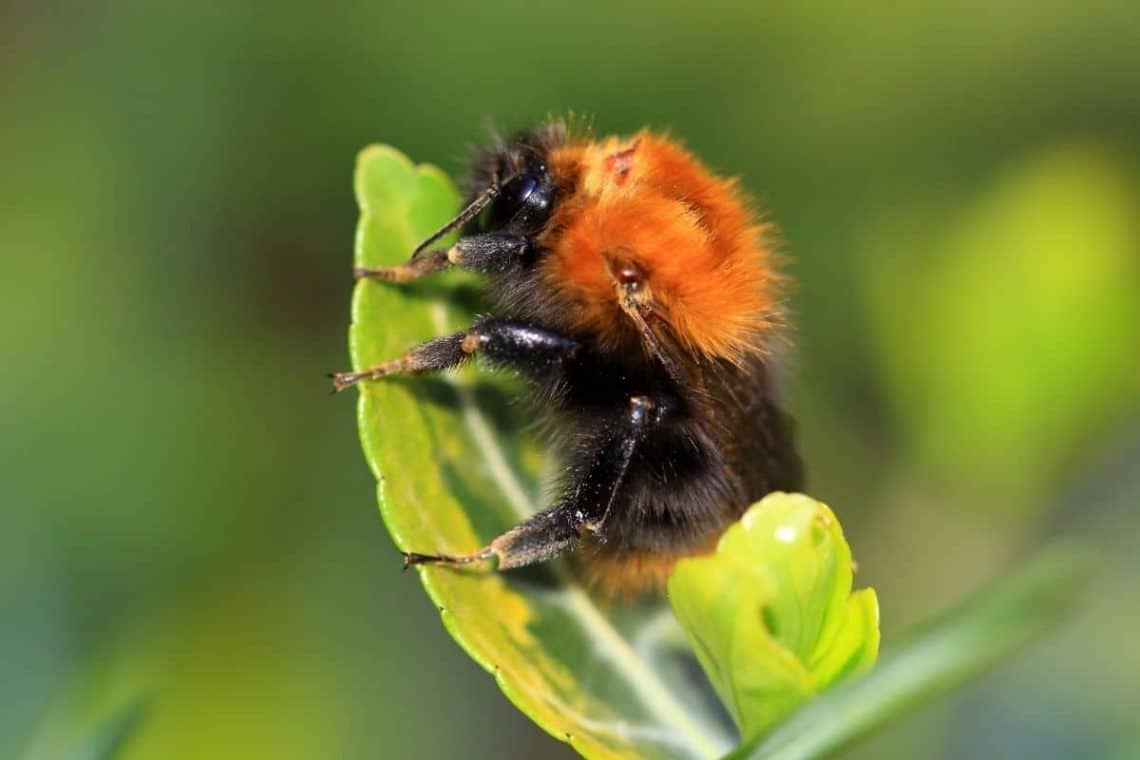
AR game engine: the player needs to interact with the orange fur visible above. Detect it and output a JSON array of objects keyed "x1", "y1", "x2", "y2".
[
  {"x1": 574, "y1": 534, "x2": 720, "y2": 599},
  {"x1": 540, "y1": 131, "x2": 781, "y2": 362}
]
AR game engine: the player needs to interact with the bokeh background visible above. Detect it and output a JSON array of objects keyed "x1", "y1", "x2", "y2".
[{"x1": 3, "y1": 1, "x2": 1138, "y2": 757}]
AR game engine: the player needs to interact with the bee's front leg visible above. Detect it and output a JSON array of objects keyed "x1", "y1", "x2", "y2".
[{"x1": 352, "y1": 231, "x2": 529, "y2": 282}]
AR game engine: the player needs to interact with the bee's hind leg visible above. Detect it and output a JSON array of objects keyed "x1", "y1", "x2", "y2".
[
  {"x1": 403, "y1": 508, "x2": 582, "y2": 571},
  {"x1": 405, "y1": 395, "x2": 666, "y2": 573}
]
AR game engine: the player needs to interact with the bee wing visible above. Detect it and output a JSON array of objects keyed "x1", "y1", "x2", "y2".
[{"x1": 713, "y1": 353, "x2": 805, "y2": 500}]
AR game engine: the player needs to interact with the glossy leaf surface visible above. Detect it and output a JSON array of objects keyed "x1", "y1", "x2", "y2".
[
  {"x1": 668, "y1": 493, "x2": 880, "y2": 744},
  {"x1": 727, "y1": 544, "x2": 1091, "y2": 759}
]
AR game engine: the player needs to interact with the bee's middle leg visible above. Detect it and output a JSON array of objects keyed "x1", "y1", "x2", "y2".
[{"x1": 330, "y1": 318, "x2": 578, "y2": 392}]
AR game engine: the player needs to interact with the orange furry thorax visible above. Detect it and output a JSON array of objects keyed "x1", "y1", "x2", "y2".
[{"x1": 538, "y1": 131, "x2": 781, "y2": 363}]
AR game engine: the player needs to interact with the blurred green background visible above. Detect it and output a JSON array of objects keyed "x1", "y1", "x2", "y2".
[{"x1": 2, "y1": 1, "x2": 1138, "y2": 757}]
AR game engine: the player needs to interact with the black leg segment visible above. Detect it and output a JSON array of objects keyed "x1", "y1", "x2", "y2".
[
  {"x1": 468, "y1": 319, "x2": 579, "y2": 379},
  {"x1": 331, "y1": 318, "x2": 578, "y2": 392},
  {"x1": 353, "y1": 232, "x2": 529, "y2": 282},
  {"x1": 448, "y1": 232, "x2": 529, "y2": 273},
  {"x1": 405, "y1": 393, "x2": 671, "y2": 572}
]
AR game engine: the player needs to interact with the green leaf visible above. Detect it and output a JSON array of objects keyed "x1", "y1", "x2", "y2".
[
  {"x1": 726, "y1": 543, "x2": 1092, "y2": 760},
  {"x1": 347, "y1": 145, "x2": 733, "y2": 759},
  {"x1": 667, "y1": 493, "x2": 880, "y2": 744}
]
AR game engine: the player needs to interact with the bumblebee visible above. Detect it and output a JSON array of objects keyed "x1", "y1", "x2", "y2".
[{"x1": 334, "y1": 121, "x2": 802, "y2": 596}]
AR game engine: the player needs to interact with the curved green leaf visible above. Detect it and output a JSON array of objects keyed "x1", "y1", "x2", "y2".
[
  {"x1": 347, "y1": 145, "x2": 733, "y2": 759},
  {"x1": 667, "y1": 493, "x2": 880, "y2": 744},
  {"x1": 726, "y1": 543, "x2": 1092, "y2": 760}
]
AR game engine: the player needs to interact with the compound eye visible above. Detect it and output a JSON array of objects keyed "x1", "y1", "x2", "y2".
[
  {"x1": 488, "y1": 166, "x2": 554, "y2": 232},
  {"x1": 513, "y1": 174, "x2": 541, "y2": 205}
]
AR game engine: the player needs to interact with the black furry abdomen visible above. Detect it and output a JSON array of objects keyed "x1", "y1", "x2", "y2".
[{"x1": 512, "y1": 331, "x2": 803, "y2": 559}]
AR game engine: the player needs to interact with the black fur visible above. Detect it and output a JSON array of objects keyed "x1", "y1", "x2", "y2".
[{"x1": 451, "y1": 232, "x2": 530, "y2": 273}]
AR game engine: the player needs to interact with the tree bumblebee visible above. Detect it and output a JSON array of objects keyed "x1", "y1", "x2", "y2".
[{"x1": 334, "y1": 121, "x2": 802, "y2": 597}]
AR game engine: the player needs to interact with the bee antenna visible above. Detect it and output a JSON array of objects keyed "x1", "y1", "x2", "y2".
[{"x1": 410, "y1": 181, "x2": 501, "y2": 260}]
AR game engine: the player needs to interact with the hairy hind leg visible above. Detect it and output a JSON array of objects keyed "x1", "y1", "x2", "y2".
[{"x1": 404, "y1": 395, "x2": 669, "y2": 572}]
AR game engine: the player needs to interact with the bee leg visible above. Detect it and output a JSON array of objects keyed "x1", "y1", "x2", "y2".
[
  {"x1": 351, "y1": 247, "x2": 450, "y2": 283},
  {"x1": 405, "y1": 395, "x2": 661, "y2": 572},
  {"x1": 402, "y1": 547, "x2": 495, "y2": 569},
  {"x1": 353, "y1": 232, "x2": 529, "y2": 282},
  {"x1": 330, "y1": 332, "x2": 472, "y2": 392},
  {"x1": 404, "y1": 507, "x2": 584, "y2": 571},
  {"x1": 330, "y1": 318, "x2": 577, "y2": 392}
]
